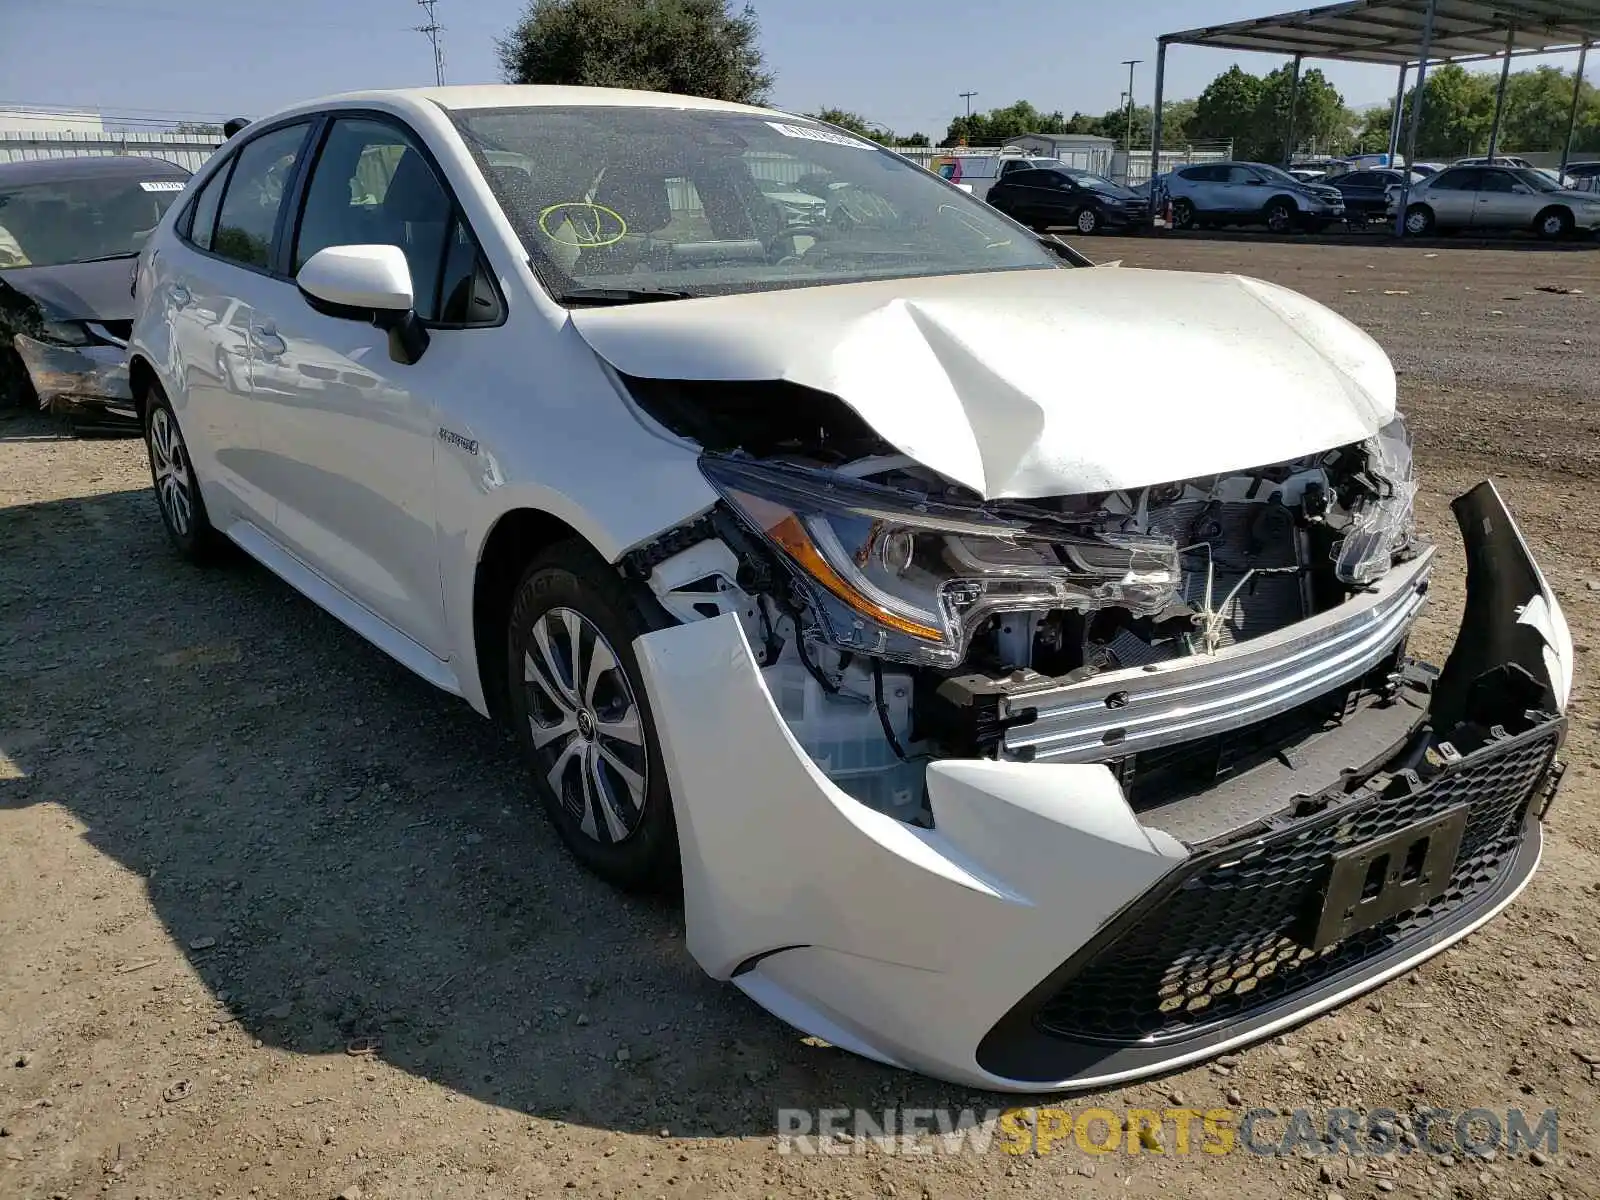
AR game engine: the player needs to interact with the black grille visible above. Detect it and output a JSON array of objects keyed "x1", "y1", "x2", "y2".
[{"x1": 1036, "y1": 724, "x2": 1559, "y2": 1044}]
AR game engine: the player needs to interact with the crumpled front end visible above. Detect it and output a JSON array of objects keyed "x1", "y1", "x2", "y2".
[
  {"x1": 13, "y1": 331, "x2": 135, "y2": 424},
  {"x1": 631, "y1": 478, "x2": 1570, "y2": 1091}
]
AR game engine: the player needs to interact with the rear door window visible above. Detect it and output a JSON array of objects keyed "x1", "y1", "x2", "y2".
[{"x1": 212, "y1": 122, "x2": 312, "y2": 270}]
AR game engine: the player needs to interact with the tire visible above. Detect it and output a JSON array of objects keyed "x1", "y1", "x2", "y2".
[
  {"x1": 0, "y1": 344, "x2": 37, "y2": 411},
  {"x1": 506, "y1": 539, "x2": 679, "y2": 893},
  {"x1": 1536, "y1": 207, "x2": 1573, "y2": 240},
  {"x1": 142, "y1": 385, "x2": 222, "y2": 562},
  {"x1": 1171, "y1": 198, "x2": 1196, "y2": 231},
  {"x1": 1404, "y1": 204, "x2": 1435, "y2": 236},
  {"x1": 1264, "y1": 197, "x2": 1296, "y2": 233},
  {"x1": 1075, "y1": 207, "x2": 1100, "y2": 235}
]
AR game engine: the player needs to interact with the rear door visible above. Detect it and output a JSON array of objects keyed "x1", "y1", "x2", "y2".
[
  {"x1": 1423, "y1": 168, "x2": 1482, "y2": 227},
  {"x1": 164, "y1": 119, "x2": 315, "y2": 529}
]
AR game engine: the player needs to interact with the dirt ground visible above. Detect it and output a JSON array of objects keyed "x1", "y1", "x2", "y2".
[{"x1": 3, "y1": 235, "x2": 1599, "y2": 1200}]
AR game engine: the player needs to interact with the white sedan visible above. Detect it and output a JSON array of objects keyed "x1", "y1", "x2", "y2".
[{"x1": 128, "y1": 85, "x2": 1573, "y2": 1092}]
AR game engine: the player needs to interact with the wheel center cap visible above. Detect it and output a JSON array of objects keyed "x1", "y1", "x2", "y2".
[{"x1": 576, "y1": 709, "x2": 596, "y2": 739}]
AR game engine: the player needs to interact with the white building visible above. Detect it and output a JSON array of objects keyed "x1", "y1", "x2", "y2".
[{"x1": 0, "y1": 107, "x2": 107, "y2": 135}]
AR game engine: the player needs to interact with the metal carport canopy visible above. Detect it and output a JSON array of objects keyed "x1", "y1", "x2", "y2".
[
  {"x1": 1161, "y1": 0, "x2": 1600, "y2": 66},
  {"x1": 1149, "y1": 0, "x2": 1600, "y2": 233}
]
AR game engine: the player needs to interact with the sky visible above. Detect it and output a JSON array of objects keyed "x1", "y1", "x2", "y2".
[{"x1": 2, "y1": 0, "x2": 1589, "y2": 140}]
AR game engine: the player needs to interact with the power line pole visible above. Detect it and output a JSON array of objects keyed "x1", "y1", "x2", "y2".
[
  {"x1": 959, "y1": 91, "x2": 978, "y2": 118},
  {"x1": 415, "y1": 0, "x2": 446, "y2": 87},
  {"x1": 1121, "y1": 59, "x2": 1142, "y2": 151}
]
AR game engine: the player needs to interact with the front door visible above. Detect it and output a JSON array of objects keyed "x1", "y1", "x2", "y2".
[{"x1": 250, "y1": 114, "x2": 495, "y2": 658}]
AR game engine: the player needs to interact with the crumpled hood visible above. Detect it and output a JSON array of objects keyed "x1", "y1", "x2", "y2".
[
  {"x1": 571, "y1": 267, "x2": 1397, "y2": 499},
  {"x1": 1, "y1": 258, "x2": 135, "y2": 322}
]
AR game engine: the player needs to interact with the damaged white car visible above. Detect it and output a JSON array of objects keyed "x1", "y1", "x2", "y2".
[{"x1": 128, "y1": 86, "x2": 1573, "y2": 1092}]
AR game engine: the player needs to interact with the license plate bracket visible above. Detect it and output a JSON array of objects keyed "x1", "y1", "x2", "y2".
[{"x1": 1309, "y1": 805, "x2": 1470, "y2": 951}]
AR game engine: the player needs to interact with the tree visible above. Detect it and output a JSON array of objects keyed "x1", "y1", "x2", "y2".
[
  {"x1": 1254, "y1": 65, "x2": 1350, "y2": 160},
  {"x1": 808, "y1": 108, "x2": 891, "y2": 144},
  {"x1": 497, "y1": 0, "x2": 773, "y2": 105},
  {"x1": 1502, "y1": 65, "x2": 1596, "y2": 152},
  {"x1": 899, "y1": 132, "x2": 931, "y2": 147},
  {"x1": 944, "y1": 100, "x2": 1068, "y2": 146},
  {"x1": 1190, "y1": 66, "x2": 1265, "y2": 150}
]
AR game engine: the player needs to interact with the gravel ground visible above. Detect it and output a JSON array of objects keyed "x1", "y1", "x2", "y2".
[{"x1": 2, "y1": 235, "x2": 1598, "y2": 1200}]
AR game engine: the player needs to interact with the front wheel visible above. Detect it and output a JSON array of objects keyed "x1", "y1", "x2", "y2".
[
  {"x1": 1075, "y1": 207, "x2": 1101, "y2": 235},
  {"x1": 506, "y1": 540, "x2": 679, "y2": 893},
  {"x1": 143, "y1": 387, "x2": 222, "y2": 562},
  {"x1": 1536, "y1": 207, "x2": 1574, "y2": 240},
  {"x1": 1264, "y1": 198, "x2": 1296, "y2": 233},
  {"x1": 1171, "y1": 198, "x2": 1196, "y2": 230},
  {"x1": 1404, "y1": 204, "x2": 1435, "y2": 236}
]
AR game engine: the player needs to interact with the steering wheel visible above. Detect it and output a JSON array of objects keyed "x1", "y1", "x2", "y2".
[{"x1": 767, "y1": 224, "x2": 826, "y2": 265}]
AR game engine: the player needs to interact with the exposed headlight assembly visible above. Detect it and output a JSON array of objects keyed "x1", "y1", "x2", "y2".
[
  {"x1": 1335, "y1": 415, "x2": 1418, "y2": 586},
  {"x1": 700, "y1": 455, "x2": 1181, "y2": 667}
]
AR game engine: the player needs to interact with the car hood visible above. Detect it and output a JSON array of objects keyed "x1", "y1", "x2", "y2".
[
  {"x1": 571, "y1": 267, "x2": 1397, "y2": 500},
  {"x1": 0, "y1": 257, "x2": 135, "y2": 322}
]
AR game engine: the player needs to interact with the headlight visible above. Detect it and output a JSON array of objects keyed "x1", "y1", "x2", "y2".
[
  {"x1": 1335, "y1": 415, "x2": 1418, "y2": 586},
  {"x1": 35, "y1": 318, "x2": 92, "y2": 347},
  {"x1": 701, "y1": 456, "x2": 1181, "y2": 667}
]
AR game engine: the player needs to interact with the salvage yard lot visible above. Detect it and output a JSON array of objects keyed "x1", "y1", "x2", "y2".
[{"x1": 2, "y1": 237, "x2": 1598, "y2": 1200}]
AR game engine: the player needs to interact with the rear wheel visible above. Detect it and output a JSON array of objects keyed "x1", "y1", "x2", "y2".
[
  {"x1": 506, "y1": 540, "x2": 679, "y2": 893},
  {"x1": 1536, "y1": 206, "x2": 1573, "y2": 240},
  {"x1": 142, "y1": 386, "x2": 223, "y2": 562},
  {"x1": 1404, "y1": 204, "x2": 1435, "y2": 236},
  {"x1": 1264, "y1": 198, "x2": 1296, "y2": 233}
]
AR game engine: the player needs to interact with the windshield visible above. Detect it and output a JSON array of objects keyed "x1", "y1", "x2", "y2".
[
  {"x1": 0, "y1": 172, "x2": 186, "y2": 269},
  {"x1": 1511, "y1": 168, "x2": 1564, "y2": 193},
  {"x1": 1063, "y1": 169, "x2": 1128, "y2": 194},
  {"x1": 453, "y1": 106, "x2": 1062, "y2": 304}
]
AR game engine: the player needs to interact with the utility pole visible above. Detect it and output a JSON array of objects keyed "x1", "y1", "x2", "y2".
[
  {"x1": 959, "y1": 91, "x2": 978, "y2": 119},
  {"x1": 416, "y1": 0, "x2": 446, "y2": 88},
  {"x1": 1121, "y1": 59, "x2": 1142, "y2": 151}
]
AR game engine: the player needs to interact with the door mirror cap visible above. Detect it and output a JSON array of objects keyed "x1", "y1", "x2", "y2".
[{"x1": 297, "y1": 244, "x2": 414, "y2": 313}]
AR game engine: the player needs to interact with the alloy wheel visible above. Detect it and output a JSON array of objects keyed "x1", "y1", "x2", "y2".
[
  {"x1": 149, "y1": 407, "x2": 194, "y2": 537},
  {"x1": 522, "y1": 606, "x2": 649, "y2": 845},
  {"x1": 1077, "y1": 208, "x2": 1099, "y2": 234}
]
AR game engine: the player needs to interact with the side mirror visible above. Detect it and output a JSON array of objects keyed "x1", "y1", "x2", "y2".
[{"x1": 296, "y1": 244, "x2": 428, "y2": 365}]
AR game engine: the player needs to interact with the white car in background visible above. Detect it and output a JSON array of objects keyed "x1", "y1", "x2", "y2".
[{"x1": 128, "y1": 85, "x2": 1572, "y2": 1093}]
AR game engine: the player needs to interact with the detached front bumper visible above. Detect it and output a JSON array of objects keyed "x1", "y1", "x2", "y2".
[
  {"x1": 13, "y1": 333, "x2": 137, "y2": 427},
  {"x1": 633, "y1": 481, "x2": 1572, "y2": 1091}
]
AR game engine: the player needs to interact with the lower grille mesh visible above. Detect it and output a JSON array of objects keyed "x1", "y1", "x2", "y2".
[{"x1": 1035, "y1": 725, "x2": 1559, "y2": 1044}]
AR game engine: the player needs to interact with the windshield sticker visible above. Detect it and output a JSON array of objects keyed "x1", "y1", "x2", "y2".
[
  {"x1": 538, "y1": 201, "x2": 627, "y2": 248},
  {"x1": 766, "y1": 121, "x2": 874, "y2": 150},
  {"x1": 138, "y1": 180, "x2": 186, "y2": 192}
]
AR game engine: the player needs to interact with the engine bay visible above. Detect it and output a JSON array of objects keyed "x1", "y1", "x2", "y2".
[{"x1": 624, "y1": 401, "x2": 1425, "y2": 825}]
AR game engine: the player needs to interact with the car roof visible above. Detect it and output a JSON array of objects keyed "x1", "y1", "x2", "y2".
[
  {"x1": 275, "y1": 83, "x2": 781, "y2": 120},
  {"x1": 0, "y1": 155, "x2": 191, "y2": 185}
]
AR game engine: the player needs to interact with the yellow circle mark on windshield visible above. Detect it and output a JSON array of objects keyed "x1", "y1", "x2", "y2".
[{"x1": 538, "y1": 202, "x2": 628, "y2": 248}]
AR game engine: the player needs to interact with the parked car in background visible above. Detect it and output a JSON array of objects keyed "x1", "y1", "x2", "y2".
[
  {"x1": 1454, "y1": 154, "x2": 1536, "y2": 169},
  {"x1": 1288, "y1": 158, "x2": 1350, "y2": 182},
  {"x1": 986, "y1": 165, "x2": 1150, "y2": 234},
  {"x1": 1566, "y1": 161, "x2": 1600, "y2": 183},
  {"x1": 1163, "y1": 160, "x2": 1345, "y2": 232},
  {"x1": 934, "y1": 151, "x2": 1066, "y2": 200},
  {"x1": 127, "y1": 84, "x2": 1574, "y2": 1094},
  {"x1": 1325, "y1": 167, "x2": 1430, "y2": 224},
  {"x1": 0, "y1": 155, "x2": 189, "y2": 428},
  {"x1": 1401, "y1": 163, "x2": 1600, "y2": 237}
]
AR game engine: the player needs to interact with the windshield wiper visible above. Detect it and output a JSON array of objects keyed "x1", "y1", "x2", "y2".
[
  {"x1": 555, "y1": 286, "x2": 701, "y2": 307},
  {"x1": 71, "y1": 251, "x2": 141, "y2": 264}
]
